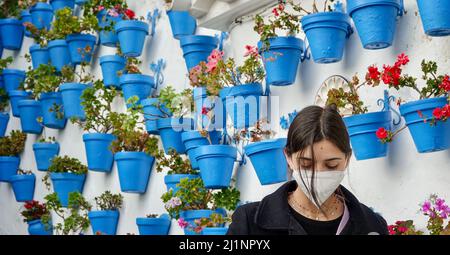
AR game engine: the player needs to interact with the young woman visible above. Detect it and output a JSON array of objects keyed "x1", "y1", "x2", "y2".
[{"x1": 227, "y1": 105, "x2": 388, "y2": 235}]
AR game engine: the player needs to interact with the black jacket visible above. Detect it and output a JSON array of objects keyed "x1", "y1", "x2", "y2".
[{"x1": 227, "y1": 181, "x2": 389, "y2": 235}]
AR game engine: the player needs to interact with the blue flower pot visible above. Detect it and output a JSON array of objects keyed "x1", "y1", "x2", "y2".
[
  {"x1": 202, "y1": 227, "x2": 228, "y2": 235},
  {"x1": 180, "y1": 35, "x2": 219, "y2": 71},
  {"x1": 30, "y1": 3, "x2": 54, "y2": 30},
  {"x1": 27, "y1": 219, "x2": 53, "y2": 235},
  {"x1": 219, "y1": 83, "x2": 263, "y2": 129},
  {"x1": 115, "y1": 152, "x2": 155, "y2": 193},
  {"x1": 47, "y1": 39, "x2": 73, "y2": 72},
  {"x1": 180, "y1": 210, "x2": 216, "y2": 235},
  {"x1": 97, "y1": 10, "x2": 122, "y2": 47},
  {"x1": 88, "y1": 210, "x2": 120, "y2": 235},
  {"x1": 99, "y1": 55, "x2": 125, "y2": 88},
  {"x1": 119, "y1": 74, "x2": 155, "y2": 107},
  {"x1": 66, "y1": 34, "x2": 97, "y2": 65},
  {"x1": 83, "y1": 133, "x2": 116, "y2": 172},
  {"x1": 20, "y1": 10, "x2": 32, "y2": 37},
  {"x1": 75, "y1": 0, "x2": 87, "y2": 5},
  {"x1": 59, "y1": 83, "x2": 89, "y2": 121},
  {"x1": 33, "y1": 142, "x2": 60, "y2": 171},
  {"x1": 0, "y1": 18, "x2": 25, "y2": 50},
  {"x1": 0, "y1": 112, "x2": 9, "y2": 137},
  {"x1": 344, "y1": 111, "x2": 392, "y2": 160},
  {"x1": 29, "y1": 44, "x2": 51, "y2": 69},
  {"x1": 18, "y1": 100, "x2": 43, "y2": 134},
  {"x1": 164, "y1": 174, "x2": 200, "y2": 193},
  {"x1": 39, "y1": 92, "x2": 66, "y2": 129},
  {"x1": 115, "y1": 20, "x2": 149, "y2": 57},
  {"x1": 400, "y1": 97, "x2": 450, "y2": 153},
  {"x1": 157, "y1": 118, "x2": 193, "y2": 154},
  {"x1": 0, "y1": 74, "x2": 3, "y2": 89},
  {"x1": 167, "y1": 10, "x2": 196, "y2": 39},
  {"x1": 347, "y1": 0, "x2": 402, "y2": 49},
  {"x1": 9, "y1": 90, "x2": 31, "y2": 117},
  {"x1": 136, "y1": 215, "x2": 171, "y2": 235},
  {"x1": 181, "y1": 130, "x2": 221, "y2": 169},
  {"x1": 193, "y1": 145, "x2": 237, "y2": 189},
  {"x1": 193, "y1": 87, "x2": 226, "y2": 130},
  {"x1": 244, "y1": 138, "x2": 288, "y2": 185},
  {"x1": 0, "y1": 156, "x2": 20, "y2": 182},
  {"x1": 301, "y1": 12, "x2": 352, "y2": 64},
  {"x1": 10, "y1": 174, "x2": 35, "y2": 202},
  {"x1": 3, "y1": 69, "x2": 26, "y2": 93},
  {"x1": 50, "y1": 0, "x2": 75, "y2": 13},
  {"x1": 141, "y1": 98, "x2": 171, "y2": 135},
  {"x1": 50, "y1": 172, "x2": 86, "y2": 207},
  {"x1": 258, "y1": 36, "x2": 304, "y2": 86},
  {"x1": 417, "y1": 0, "x2": 450, "y2": 36}
]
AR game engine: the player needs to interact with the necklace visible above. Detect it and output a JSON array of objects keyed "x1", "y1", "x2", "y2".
[{"x1": 288, "y1": 193, "x2": 342, "y2": 221}]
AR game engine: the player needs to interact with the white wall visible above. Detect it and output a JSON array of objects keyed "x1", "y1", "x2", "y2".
[{"x1": 1, "y1": 0, "x2": 449, "y2": 235}]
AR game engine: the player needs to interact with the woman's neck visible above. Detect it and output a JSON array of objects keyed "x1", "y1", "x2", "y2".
[{"x1": 289, "y1": 187, "x2": 344, "y2": 221}]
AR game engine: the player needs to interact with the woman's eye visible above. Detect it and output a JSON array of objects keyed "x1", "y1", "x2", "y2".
[
  {"x1": 326, "y1": 165, "x2": 339, "y2": 170},
  {"x1": 300, "y1": 165, "x2": 312, "y2": 169}
]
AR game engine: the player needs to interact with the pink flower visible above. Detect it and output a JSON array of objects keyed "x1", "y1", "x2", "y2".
[
  {"x1": 206, "y1": 61, "x2": 217, "y2": 73},
  {"x1": 107, "y1": 9, "x2": 119, "y2": 17},
  {"x1": 207, "y1": 49, "x2": 224, "y2": 63},
  {"x1": 97, "y1": 5, "x2": 105, "y2": 12},
  {"x1": 422, "y1": 201, "x2": 431, "y2": 214},
  {"x1": 244, "y1": 45, "x2": 259, "y2": 58},
  {"x1": 178, "y1": 218, "x2": 189, "y2": 228}
]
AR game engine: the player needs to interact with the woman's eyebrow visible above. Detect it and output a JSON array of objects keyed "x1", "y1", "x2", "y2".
[{"x1": 325, "y1": 158, "x2": 342, "y2": 161}]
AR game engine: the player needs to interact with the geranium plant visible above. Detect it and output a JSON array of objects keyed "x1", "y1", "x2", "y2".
[
  {"x1": 61, "y1": 62, "x2": 95, "y2": 84},
  {"x1": 0, "y1": 130, "x2": 27, "y2": 156},
  {"x1": 161, "y1": 177, "x2": 240, "y2": 219},
  {"x1": 110, "y1": 97, "x2": 159, "y2": 156},
  {"x1": 93, "y1": 191, "x2": 123, "y2": 211},
  {"x1": 72, "y1": 80, "x2": 118, "y2": 133},
  {"x1": 155, "y1": 149, "x2": 198, "y2": 175},
  {"x1": 365, "y1": 53, "x2": 450, "y2": 142},
  {"x1": 233, "y1": 119, "x2": 274, "y2": 143},
  {"x1": 42, "y1": 192, "x2": 92, "y2": 235},
  {"x1": 48, "y1": 7, "x2": 99, "y2": 41},
  {"x1": 190, "y1": 213, "x2": 230, "y2": 234},
  {"x1": 153, "y1": 86, "x2": 193, "y2": 118},
  {"x1": 84, "y1": 0, "x2": 138, "y2": 21},
  {"x1": 189, "y1": 47, "x2": 265, "y2": 96},
  {"x1": 0, "y1": 88, "x2": 9, "y2": 113},
  {"x1": 389, "y1": 194, "x2": 450, "y2": 235},
  {"x1": 0, "y1": 57, "x2": 13, "y2": 74},
  {"x1": 21, "y1": 200, "x2": 51, "y2": 227},
  {"x1": 42, "y1": 155, "x2": 88, "y2": 189},
  {"x1": 23, "y1": 64, "x2": 65, "y2": 99}
]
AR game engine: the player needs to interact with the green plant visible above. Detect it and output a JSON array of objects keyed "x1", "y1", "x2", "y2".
[
  {"x1": 118, "y1": 57, "x2": 141, "y2": 75},
  {"x1": 191, "y1": 213, "x2": 230, "y2": 233},
  {"x1": 0, "y1": 130, "x2": 27, "y2": 156},
  {"x1": 83, "y1": 0, "x2": 128, "y2": 16},
  {"x1": 43, "y1": 156, "x2": 88, "y2": 189},
  {"x1": 48, "y1": 7, "x2": 99, "y2": 40},
  {"x1": 42, "y1": 192, "x2": 92, "y2": 235},
  {"x1": 155, "y1": 149, "x2": 198, "y2": 175},
  {"x1": 37, "y1": 135, "x2": 56, "y2": 144},
  {"x1": 161, "y1": 177, "x2": 240, "y2": 219},
  {"x1": 73, "y1": 80, "x2": 118, "y2": 133},
  {"x1": 325, "y1": 75, "x2": 368, "y2": 116},
  {"x1": 156, "y1": 86, "x2": 193, "y2": 117},
  {"x1": 110, "y1": 97, "x2": 159, "y2": 155},
  {"x1": 0, "y1": 88, "x2": 9, "y2": 113},
  {"x1": 23, "y1": 64, "x2": 63, "y2": 99},
  {"x1": 94, "y1": 191, "x2": 123, "y2": 211},
  {"x1": 189, "y1": 48, "x2": 265, "y2": 96},
  {"x1": 61, "y1": 62, "x2": 95, "y2": 84},
  {"x1": 23, "y1": 22, "x2": 50, "y2": 47},
  {"x1": 0, "y1": 56, "x2": 13, "y2": 75}
]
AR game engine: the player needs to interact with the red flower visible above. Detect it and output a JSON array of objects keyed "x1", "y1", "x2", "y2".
[
  {"x1": 376, "y1": 127, "x2": 388, "y2": 139},
  {"x1": 124, "y1": 9, "x2": 135, "y2": 19},
  {"x1": 201, "y1": 107, "x2": 210, "y2": 115},
  {"x1": 278, "y1": 4, "x2": 285, "y2": 12},
  {"x1": 442, "y1": 104, "x2": 450, "y2": 118},
  {"x1": 272, "y1": 8, "x2": 279, "y2": 16},
  {"x1": 433, "y1": 107, "x2": 443, "y2": 120},
  {"x1": 395, "y1": 53, "x2": 409, "y2": 67},
  {"x1": 382, "y1": 65, "x2": 402, "y2": 87},
  {"x1": 367, "y1": 65, "x2": 380, "y2": 81},
  {"x1": 439, "y1": 75, "x2": 450, "y2": 92}
]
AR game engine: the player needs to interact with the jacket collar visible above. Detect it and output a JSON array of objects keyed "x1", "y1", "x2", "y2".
[{"x1": 254, "y1": 181, "x2": 369, "y2": 234}]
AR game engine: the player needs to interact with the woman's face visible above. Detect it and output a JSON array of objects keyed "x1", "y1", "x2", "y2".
[{"x1": 285, "y1": 139, "x2": 349, "y2": 172}]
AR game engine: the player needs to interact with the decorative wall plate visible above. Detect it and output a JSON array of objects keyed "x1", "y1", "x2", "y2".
[{"x1": 314, "y1": 75, "x2": 354, "y2": 117}]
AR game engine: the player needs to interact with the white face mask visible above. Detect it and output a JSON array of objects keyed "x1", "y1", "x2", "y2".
[{"x1": 292, "y1": 169, "x2": 346, "y2": 208}]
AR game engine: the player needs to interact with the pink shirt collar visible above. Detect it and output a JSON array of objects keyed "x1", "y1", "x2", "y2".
[{"x1": 336, "y1": 202, "x2": 350, "y2": 235}]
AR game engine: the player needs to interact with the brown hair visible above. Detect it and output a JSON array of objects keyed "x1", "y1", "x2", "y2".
[{"x1": 285, "y1": 105, "x2": 352, "y2": 211}]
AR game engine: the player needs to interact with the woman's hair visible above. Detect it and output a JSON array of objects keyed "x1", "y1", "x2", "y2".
[{"x1": 285, "y1": 104, "x2": 352, "y2": 211}]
